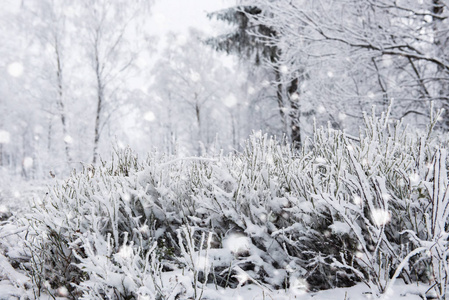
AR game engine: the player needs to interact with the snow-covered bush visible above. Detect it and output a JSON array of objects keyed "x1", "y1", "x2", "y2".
[
  {"x1": 300, "y1": 107, "x2": 448, "y2": 296},
  {"x1": 24, "y1": 107, "x2": 449, "y2": 298},
  {"x1": 24, "y1": 150, "x2": 164, "y2": 298}
]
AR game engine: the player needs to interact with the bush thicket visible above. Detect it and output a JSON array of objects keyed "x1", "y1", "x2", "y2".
[{"x1": 24, "y1": 108, "x2": 449, "y2": 299}]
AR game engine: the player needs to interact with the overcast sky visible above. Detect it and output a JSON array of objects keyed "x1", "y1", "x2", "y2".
[
  {"x1": 3, "y1": 0, "x2": 235, "y2": 35},
  {"x1": 150, "y1": 0, "x2": 235, "y2": 36}
]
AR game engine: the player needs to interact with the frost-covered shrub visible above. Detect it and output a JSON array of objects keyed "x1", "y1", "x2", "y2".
[
  {"x1": 24, "y1": 107, "x2": 449, "y2": 298},
  {"x1": 301, "y1": 108, "x2": 449, "y2": 295},
  {"x1": 24, "y1": 150, "x2": 165, "y2": 298}
]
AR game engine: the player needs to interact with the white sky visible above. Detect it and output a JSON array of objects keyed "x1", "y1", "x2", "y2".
[
  {"x1": 150, "y1": 0, "x2": 235, "y2": 35},
  {"x1": 3, "y1": 0, "x2": 235, "y2": 35}
]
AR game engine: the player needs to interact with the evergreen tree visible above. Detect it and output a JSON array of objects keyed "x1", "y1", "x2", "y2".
[{"x1": 208, "y1": 5, "x2": 303, "y2": 147}]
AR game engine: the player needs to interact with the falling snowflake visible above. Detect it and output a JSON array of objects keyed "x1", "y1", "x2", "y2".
[
  {"x1": 0, "y1": 205, "x2": 9, "y2": 214},
  {"x1": 56, "y1": 286, "x2": 69, "y2": 297},
  {"x1": 290, "y1": 92, "x2": 299, "y2": 100},
  {"x1": 372, "y1": 209, "x2": 391, "y2": 226},
  {"x1": 190, "y1": 71, "x2": 201, "y2": 83},
  {"x1": 280, "y1": 65, "x2": 289, "y2": 74},
  {"x1": 409, "y1": 173, "x2": 420, "y2": 186},
  {"x1": 23, "y1": 157, "x2": 33, "y2": 169},
  {"x1": 254, "y1": 131, "x2": 263, "y2": 139},
  {"x1": 225, "y1": 233, "x2": 250, "y2": 255},
  {"x1": 144, "y1": 111, "x2": 156, "y2": 122},
  {"x1": 0, "y1": 130, "x2": 10, "y2": 144},
  {"x1": 64, "y1": 135, "x2": 74, "y2": 144},
  {"x1": 117, "y1": 141, "x2": 125, "y2": 149},
  {"x1": 7, "y1": 62, "x2": 24, "y2": 77},
  {"x1": 353, "y1": 195, "x2": 363, "y2": 206},
  {"x1": 317, "y1": 105, "x2": 326, "y2": 114},
  {"x1": 338, "y1": 112, "x2": 347, "y2": 121},
  {"x1": 223, "y1": 94, "x2": 237, "y2": 108}
]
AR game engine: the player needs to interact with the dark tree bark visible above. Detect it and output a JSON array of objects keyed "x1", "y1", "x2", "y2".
[
  {"x1": 54, "y1": 36, "x2": 72, "y2": 163},
  {"x1": 288, "y1": 78, "x2": 301, "y2": 148},
  {"x1": 92, "y1": 29, "x2": 104, "y2": 164},
  {"x1": 209, "y1": 5, "x2": 303, "y2": 147}
]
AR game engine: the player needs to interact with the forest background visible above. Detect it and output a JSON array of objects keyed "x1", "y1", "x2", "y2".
[{"x1": 2, "y1": 0, "x2": 448, "y2": 180}]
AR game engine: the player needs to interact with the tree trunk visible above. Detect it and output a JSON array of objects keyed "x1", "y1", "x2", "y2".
[
  {"x1": 231, "y1": 112, "x2": 237, "y2": 151},
  {"x1": 47, "y1": 116, "x2": 52, "y2": 151},
  {"x1": 274, "y1": 67, "x2": 288, "y2": 135},
  {"x1": 195, "y1": 98, "x2": 202, "y2": 155},
  {"x1": 92, "y1": 43, "x2": 103, "y2": 164},
  {"x1": 271, "y1": 46, "x2": 301, "y2": 145},
  {"x1": 288, "y1": 78, "x2": 301, "y2": 148},
  {"x1": 431, "y1": 0, "x2": 449, "y2": 128},
  {"x1": 54, "y1": 37, "x2": 72, "y2": 163}
]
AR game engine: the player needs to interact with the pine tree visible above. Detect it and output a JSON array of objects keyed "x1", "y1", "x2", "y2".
[{"x1": 208, "y1": 5, "x2": 303, "y2": 147}]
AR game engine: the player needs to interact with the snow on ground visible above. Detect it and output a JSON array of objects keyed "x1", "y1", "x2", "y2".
[
  {"x1": 190, "y1": 280, "x2": 427, "y2": 300},
  {"x1": 0, "y1": 179, "x2": 437, "y2": 299},
  {"x1": 0, "y1": 178, "x2": 50, "y2": 299}
]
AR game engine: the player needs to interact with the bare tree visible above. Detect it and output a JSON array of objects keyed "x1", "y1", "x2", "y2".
[
  {"x1": 244, "y1": 0, "x2": 449, "y2": 132},
  {"x1": 51, "y1": 9, "x2": 72, "y2": 163},
  {"x1": 151, "y1": 30, "x2": 249, "y2": 155},
  {"x1": 79, "y1": 0, "x2": 150, "y2": 163},
  {"x1": 13, "y1": 1, "x2": 75, "y2": 167}
]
